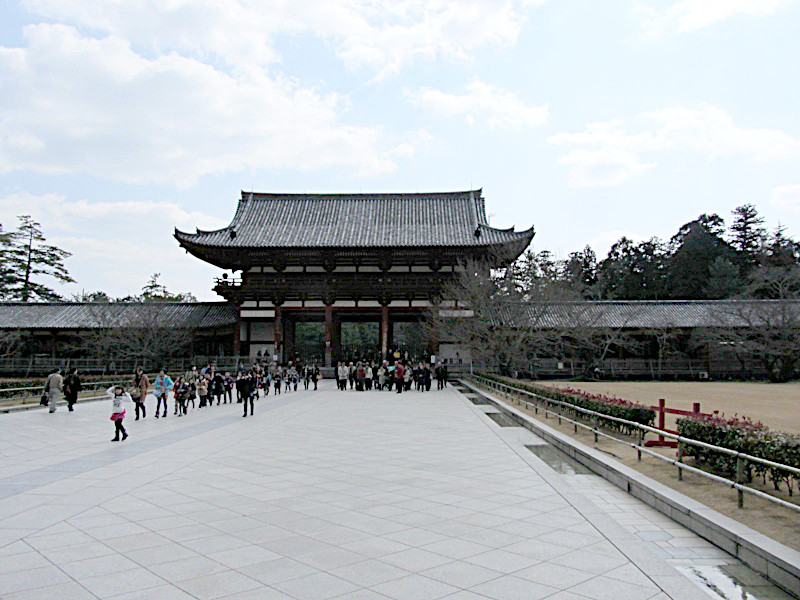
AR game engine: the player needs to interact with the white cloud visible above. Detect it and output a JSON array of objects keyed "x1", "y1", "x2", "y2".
[
  {"x1": 771, "y1": 184, "x2": 800, "y2": 211},
  {"x1": 0, "y1": 192, "x2": 226, "y2": 299},
  {"x1": 22, "y1": 0, "x2": 547, "y2": 80},
  {"x1": 548, "y1": 105, "x2": 800, "y2": 188},
  {"x1": 637, "y1": 0, "x2": 791, "y2": 36},
  {"x1": 0, "y1": 24, "x2": 402, "y2": 186},
  {"x1": 405, "y1": 79, "x2": 549, "y2": 129}
]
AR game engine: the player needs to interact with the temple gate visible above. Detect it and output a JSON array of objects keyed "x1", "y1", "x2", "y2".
[{"x1": 175, "y1": 190, "x2": 533, "y2": 367}]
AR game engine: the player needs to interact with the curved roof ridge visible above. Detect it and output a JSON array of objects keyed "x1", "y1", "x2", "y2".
[
  {"x1": 241, "y1": 189, "x2": 482, "y2": 199},
  {"x1": 175, "y1": 189, "x2": 534, "y2": 264}
]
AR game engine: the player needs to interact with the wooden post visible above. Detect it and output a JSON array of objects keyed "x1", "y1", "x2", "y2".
[
  {"x1": 381, "y1": 306, "x2": 389, "y2": 360},
  {"x1": 657, "y1": 398, "x2": 666, "y2": 445},
  {"x1": 274, "y1": 307, "x2": 282, "y2": 363},
  {"x1": 637, "y1": 429, "x2": 643, "y2": 461},
  {"x1": 232, "y1": 304, "x2": 241, "y2": 358},
  {"x1": 285, "y1": 317, "x2": 296, "y2": 364},
  {"x1": 324, "y1": 306, "x2": 333, "y2": 367},
  {"x1": 736, "y1": 455, "x2": 745, "y2": 509},
  {"x1": 332, "y1": 312, "x2": 341, "y2": 364}
]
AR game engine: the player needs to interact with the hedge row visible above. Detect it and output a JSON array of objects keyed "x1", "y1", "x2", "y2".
[
  {"x1": 677, "y1": 414, "x2": 800, "y2": 495},
  {"x1": 477, "y1": 374, "x2": 655, "y2": 434}
]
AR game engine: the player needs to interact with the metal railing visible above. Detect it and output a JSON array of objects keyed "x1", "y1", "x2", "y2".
[
  {"x1": 0, "y1": 378, "x2": 137, "y2": 404},
  {"x1": 463, "y1": 374, "x2": 800, "y2": 513}
]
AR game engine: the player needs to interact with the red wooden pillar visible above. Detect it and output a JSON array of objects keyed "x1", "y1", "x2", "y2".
[
  {"x1": 332, "y1": 313, "x2": 341, "y2": 364},
  {"x1": 274, "y1": 307, "x2": 282, "y2": 362},
  {"x1": 285, "y1": 317, "x2": 296, "y2": 364},
  {"x1": 324, "y1": 306, "x2": 333, "y2": 367},
  {"x1": 381, "y1": 306, "x2": 389, "y2": 360},
  {"x1": 232, "y1": 304, "x2": 241, "y2": 357}
]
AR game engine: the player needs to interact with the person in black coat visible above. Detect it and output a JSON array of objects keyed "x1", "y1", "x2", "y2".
[
  {"x1": 235, "y1": 373, "x2": 247, "y2": 403},
  {"x1": 243, "y1": 372, "x2": 256, "y2": 417},
  {"x1": 64, "y1": 368, "x2": 82, "y2": 411},
  {"x1": 213, "y1": 371, "x2": 226, "y2": 404}
]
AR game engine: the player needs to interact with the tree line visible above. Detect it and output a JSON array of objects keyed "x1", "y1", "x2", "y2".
[
  {"x1": 426, "y1": 204, "x2": 800, "y2": 382},
  {"x1": 514, "y1": 204, "x2": 800, "y2": 301}
]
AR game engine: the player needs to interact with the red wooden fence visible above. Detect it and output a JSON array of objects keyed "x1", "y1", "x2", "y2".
[{"x1": 644, "y1": 398, "x2": 710, "y2": 448}]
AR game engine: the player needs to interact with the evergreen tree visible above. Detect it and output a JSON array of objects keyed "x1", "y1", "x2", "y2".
[
  {"x1": 762, "y1": 223, "x2": 800, "y2": 267},
  {"x1": 564, "y1": 245, "x2": 598, "y2": 297},
  {"x1": 128, "y1": 273, "x2": 197, "y2": 302},
  {"x1": 729, "y1": 204, "x2": 766, "y2": 276},
  {"x1": 703, "y1": 256, "x2": 742, "y2": 299},
  {"x1": 666, "y1": 216, "x2": 734, "y2": 299},
  {"x1": 730, "y1": 204, "x2": 766, "y2": 256},
  {"x1": 0, "y1": 224, "x2": 17, "y2": 299},
  {"x1": 71, "y1": 290, "x2": 112, "y2": 302},
  {"x1": 1, "y1": 216, "x2": 74, "y2": 301},
  {"x1": 597, "y1": 237, "x2": 667, "y2": 300}
]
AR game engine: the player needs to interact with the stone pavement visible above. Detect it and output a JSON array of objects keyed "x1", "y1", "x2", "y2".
[{"x1": 0, "y1": 382, "x2": 712, "y2": 599}]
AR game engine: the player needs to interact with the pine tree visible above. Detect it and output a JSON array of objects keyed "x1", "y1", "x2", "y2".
[
  {"x1": 730, "y1": 204, "x2": 766, "y2": 255},
  {"x1": 0, "y1": 224, "x2": 18, "y2": 299},
  {"x1": 703, "y1": 256, "x2": 743, "y2": 299},
  {"x1": 138, "y1": 273, "x2": 197, "y2": 302},
  {"x1": 2, "y1": 216, "x2": 75, "y2": 301}
]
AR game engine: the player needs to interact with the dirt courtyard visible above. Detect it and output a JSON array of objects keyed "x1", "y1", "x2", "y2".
[{"x1": 536, "y1": 380, "x2": 800, "y2": 434}]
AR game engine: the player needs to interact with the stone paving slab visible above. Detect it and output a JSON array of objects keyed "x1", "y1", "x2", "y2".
[{"x1": 0, "y1": 382, "x2": 709, "y2": 599}]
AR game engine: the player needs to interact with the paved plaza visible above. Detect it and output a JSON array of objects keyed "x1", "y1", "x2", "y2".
[{"x1": 0, "y1": 382, "x2": 733, "y2": 599}]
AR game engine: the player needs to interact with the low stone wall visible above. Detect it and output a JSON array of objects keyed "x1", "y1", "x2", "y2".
[{"x1": 459, "y1": 379, "x2": 800, "y2": 598}]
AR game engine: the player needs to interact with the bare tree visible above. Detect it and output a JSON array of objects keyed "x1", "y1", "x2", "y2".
[
  {"x1": 425, "y1": 257, "x2": 643, "y2": 378},
  {"x1": 707, "y1": 300, "x2": 800, "y2": 382},
  {"x1": 425, "y1": 259, "x2": 539, "y2": 376},
  {"x1": 82, "y1": 304, "x2": 194, "y2": 373},
  {"x1": 0, "y1": 330, "x2": 22, "y2": 358},
  {"x1": 564, "y1": 306, "x2": 645, "y2": 379}
]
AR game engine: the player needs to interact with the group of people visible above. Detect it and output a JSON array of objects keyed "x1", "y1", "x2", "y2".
[
  {"x1": 45, "y1": 357, "x2": 446, "y2": 442},
  {"x1": 335, "y1": 360, "x2": 448, "y2": 394},
  {"x1": 43, "y1": 367, "x2": 83, "y2": 412},
  {"x1": 107, "y1": 360, "x2": 322, "y2": 441},
  {"x1": 129, "y1": 361, "x2": 322, "y2": 420}
]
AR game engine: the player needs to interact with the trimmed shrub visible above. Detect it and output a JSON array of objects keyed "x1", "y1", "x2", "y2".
[
  {"x1": 477, "y1": 373, "x2": 655, "y2": 433},
  {"x1": 678, "y1": 414, "x2": 800, "y2": 495}
]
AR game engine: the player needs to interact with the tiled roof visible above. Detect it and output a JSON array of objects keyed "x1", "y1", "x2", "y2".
[
  {"x1": 0, "y1": 303, "x2": 236, "y2": 330},
  {"x1": 513, "y1": 300, "x2": 800, "y2": 329},
  {"x1": 174, "y1": 190, "x2": 534, "y2": 250},
  {"x1": 3, "y1": 300, "x2": 799, "y2": 331}
]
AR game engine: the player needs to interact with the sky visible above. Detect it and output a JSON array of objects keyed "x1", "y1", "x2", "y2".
[{"x1": 1, "y1": 0, "x2": 800, "y2": 301}]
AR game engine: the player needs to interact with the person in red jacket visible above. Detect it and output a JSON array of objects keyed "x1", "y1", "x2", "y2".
[{"x1": 394, "y1": 361, "x2": 405, "y2": 394}]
